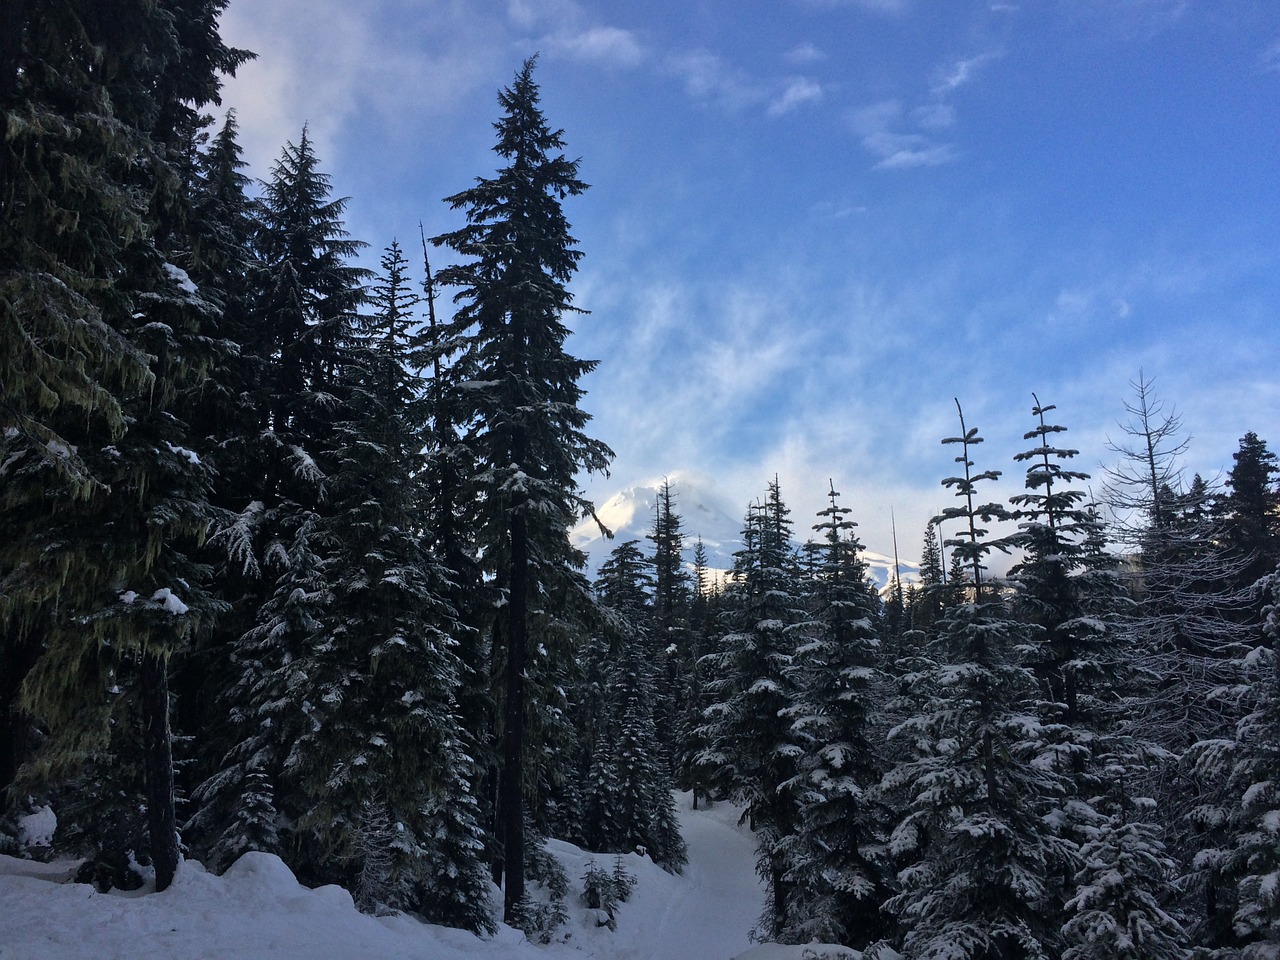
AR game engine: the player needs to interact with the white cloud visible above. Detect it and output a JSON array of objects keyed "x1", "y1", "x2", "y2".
[
  {"x1": 505, "y1": 0, "x2": 581, "y2": 31},
  {"x1": 663, "y1": 49, "x2": 765, "y2": 109},
  {"x1": 1260, "y1": 38, "x2": 1280, "y2": 73},
  {"x1": 851, "y1": 99, "x2": 903, "y2": 135},
  {"x1": 912, "y1": 102, "x2": 956, "y2": 130},
  {"x1": 931, "y1": 51, "x2": 1001, "y2": 95},
  {"x1": 545, "y1": 25, "x2": 647, "y2": 68},
  {"x1": 873, "y1": 138, "x2": 957, "y2": 169},
  {"x1": 802, "y1": 0, "x2": 911, "y2": 12},
  {"x1": 785, "y1": 42, "x2": 827, "y2": 65},
  {"x1": 851, "y1": 100, "x2": 955, "y2": 169},
  {"x1": 217, "y1": 1, "x2": 502, "y2": 174},
  {"x1": 767, "y1": 77, "x2": 825, "y2": 117}
]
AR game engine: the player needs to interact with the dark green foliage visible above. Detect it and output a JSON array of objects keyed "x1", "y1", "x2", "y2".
[
  {"x1": 1, "y1": 0, "x2": 247, "y2": 891},
  {"x1": 699, "y1": 479, "x2": 807, "y2": 939},
  {"x1": 1220, "y1": 432, "x2": 1280, "y2": 597},
  {"x1": 881, "y1": 404, "x2": 1068, "y2": 960},
  {"x1": 648, "y1": 479, "x2": 694, "y2": 774},
  {"x1": 581, "y1": 856, "x2": 637, "y2": 930},
  {"x1": 780, "y1": 483, "x2": 891, "y2": 948},
  {"x1": 432, "y1": 56, "x2": 612, "y2": 921},
  {"x1": 575, "y1": 541, "x2": 687, "y2": 872}
]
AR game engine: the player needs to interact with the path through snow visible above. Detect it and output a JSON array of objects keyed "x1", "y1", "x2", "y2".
[{"x1": 0, "y1": 793, "x2": 772, "y2": 960}]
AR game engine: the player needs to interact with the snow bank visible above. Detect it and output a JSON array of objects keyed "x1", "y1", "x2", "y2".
[{"x1": 0, "y1": 794, "x2": 775, "y2": 960}]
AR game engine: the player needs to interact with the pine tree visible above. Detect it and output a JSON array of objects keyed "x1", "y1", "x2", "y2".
[
  {"x1": 1, "y1": 0, "x2": 247, "y2": 890},
  {"x1": 881, "y1": 402, "x2": 1067, "y2": 960},
  {"x1": 297, "y1": 242, "x2": 492, "y2": 930},
  {"x1": 1104, "y1": 378, "x2": 1255, "y2": 947},
  {"x1": 647, "y1": 478, "x2": 693, "y2": 775},
  {"x1": 781, "y1": 482, "x2": 890, "y2": 948},
  {"x1": 1008, "y1": 398, "x2": 1129, "y2": 806},
  {"x1": 1215, "y1": 567, "x2": 1280, "y2": 957},
  {"x1": 677, "y1": 537, "x2": 718, "y2": 808},
  {"x1": 411, "y1": 229, "x2": 497, "y2": 877},
  {"x1": 432, "y1": 56, "x2": 613, "y2": 922},
  {"x1": 190, "y1": 131, "x2": 369, "y2": 883},
  {"x1": 580, "y1": 541, "x2": 686, "y2": 872},
  {"x1": 1220, "y1": 432, "x2": 1280, "y2": 600},
  {"x1": 699, "y1": 479, "x2": 807, "y2": 938}
]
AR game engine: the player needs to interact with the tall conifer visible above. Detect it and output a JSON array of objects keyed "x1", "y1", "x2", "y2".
[{"x1": 432, "y1": 57, "x2": 612, "y2": 921}]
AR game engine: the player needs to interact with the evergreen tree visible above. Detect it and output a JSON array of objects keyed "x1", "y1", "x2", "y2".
[
  {"x1": 1215, "y1": 567, "x2": 1280, "y2": 957},
  {"x1": 677, "y1": 537, "x2": 718, "y2": 808},
  {"x1": 411, "y1": 229, "x2": 496, "y2": 875},
  {"x1": 647, "y1": 478, "x2": 693, "y2": 774},
  {"x1": 1220, "y1": 432, "x2": 1280, "y2": 599},
  {"x1": 432, "y1": 56, "x2": 613, "y2": 922},
  {"x1": 1104, "y1": 378, "x2": 1255, "y2": 947},
  {"x1": 299, "y1": 242, "x2": 492, "y2": 930},
  {"x1": 881, "y1": 402, "x2": 1067, "y2": 960},
  {"x1": 903, "y1": 519, "x2": 948, "y2": 659},
  {"x1": 190, "y1": 131, "x2": 369, "y2": 882},
  {"x1": 699, "y1": 479, "x2": 807, "y2": 938},
  {"x1": 582, "y1": 541, "x2": 687, "y2": 871},
  {"x1": 781, "y1": 482, "x2": 890, "y2": 948},
  {"x1": 1, "y1": 0, "x2": 247, "y2": 890}
]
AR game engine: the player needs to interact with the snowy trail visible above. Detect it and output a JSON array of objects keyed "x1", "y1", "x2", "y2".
[
  {"x1": 601, "y1": 795, "x2": 765, "y2": 960},
  {"x1": 0, "y1": 794, "x2": 767, "y2": 960}
]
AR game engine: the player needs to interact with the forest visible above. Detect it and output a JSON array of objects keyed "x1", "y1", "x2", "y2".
[{"x1": 4, "y1": 3, "x2": 1280, "y2": 959}]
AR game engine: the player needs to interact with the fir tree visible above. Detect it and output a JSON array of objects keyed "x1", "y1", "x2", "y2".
[
  {"x1": 1104, "y1": 379, "x2": 1255, "y2": 947},
  {"x1": 296, "y1": 242, "x2": 493, "y2": 930},
  {"x1": 1220, "y1": 432, "x2": 1280, "y2": 600},
  {"x1": 581, "y1": 541, "x2": 686, "y2": 872},
  {"x1": 647, "y1": 478, "x2": 693, "y2": 774},
  {"x1": 190, "y1": 132, "x2": 369, "y2": 883},
  {"x1": 781, "y1": 482, "x2": 890, "y2": 948},
  {"x1": 1215, "y1": 567, "x2": 1280, "y2": 957},
  {"x1": 1, "y1": 0, "x2": 247, "y2": 890},
  {"x1": 432, "y1": 56, "x2": 613, "y2": 922},
  {"x1": 881, "y1": 402, "x2": 1067, "y2": 960},
  {"x1": 699, "y1": 479, "x2": 807, "y2": 938}
]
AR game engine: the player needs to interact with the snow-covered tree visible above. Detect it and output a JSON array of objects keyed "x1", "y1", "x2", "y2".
[
  {"x1": 881, "y1": 402, "x2": 1067, "y2": 960},
  {"x1": 700, "y1": 479, "x2": 807, "y2": 938},
  {"x1": 1, "y1": 0, "x2": 247, "y2": 890},
  {"x1": 432, "y1": 56, "x2": 613, "y2": 921},
  {"x1": 781, "y1": 482, "x2": 891, "y2": 948}
]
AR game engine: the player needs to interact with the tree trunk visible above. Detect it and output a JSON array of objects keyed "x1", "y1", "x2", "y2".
[
  {"x1": 501, "y1": 509, "x2": 529, "y2": 923},
  {"x1": 0, "y1": 627, "x2": 40, "y2": 809},
  {"x1": 141, "y1": 650, "x2": 179, "y2": 892}
]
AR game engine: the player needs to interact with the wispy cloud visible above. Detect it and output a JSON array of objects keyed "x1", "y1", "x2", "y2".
[
  {"x1": 767, "y1": 77, "x2": 825, "y2": 117},
  {"x1": 663, "y1": 49, "x2": 766, "y2": 110},
  {"x1": 1260, "y1": 38, "x2": 1280, "y2": 73},
  {"x1": 801, "y1": 0, "x2": 911, "y2": 13},
  {"x1": 851, "y1": 100, "x2": 956, "y2": 169},
  {"x1": 218, "y1": 1, "x2": 504, "y2": 174},
  {"x1": 785, "y1": 42, "x2": 827, "y2": 66},
  {"x1": 931, "y1": 51, "x2": 1001, "y2": 95},
  {"x1": 545, "y1": 25, "x2": 647, "y2": 68},
  {"x1": 912, "y1": 102, "x2": 956, "y2": 130}
]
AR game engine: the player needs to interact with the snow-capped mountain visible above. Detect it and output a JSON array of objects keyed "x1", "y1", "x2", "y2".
[
  {"x1": 572, "y1": 471, "x2": 743, "y2": 577},
  {"x1": 573, "y1": 471, "x2": 920, "y2": 591}
]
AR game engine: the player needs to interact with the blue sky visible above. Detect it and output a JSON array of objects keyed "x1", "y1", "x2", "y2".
[{"x1": 218, "y1": 0, "x2": 1280, "y2": 561}]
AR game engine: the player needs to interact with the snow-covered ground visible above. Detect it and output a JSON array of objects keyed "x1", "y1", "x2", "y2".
[{"x1": 0, "y1": 794, "x2": 856, "y2": 960}]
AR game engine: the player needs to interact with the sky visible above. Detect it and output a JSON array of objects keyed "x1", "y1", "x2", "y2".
[{"x1": 214, "y1": 0, "x2": 1280, "y2": 564}]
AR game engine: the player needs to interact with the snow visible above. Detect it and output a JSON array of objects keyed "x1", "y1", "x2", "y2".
[
  {"x1": 152, "y1": 587, "x2": 189, "y2": 616},
  {"x1": 164, "y1": 441, "x2": 202, "y2": 465},
  {"x1": 17, "y1": 806, "x2": 57, "y2": 849},
  {"x1": 164, "y1": 262, "x2": 199, "y2": 294},
  {"x1": 0, "y1": 794, "x2": 831, "y2": 960}
]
